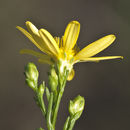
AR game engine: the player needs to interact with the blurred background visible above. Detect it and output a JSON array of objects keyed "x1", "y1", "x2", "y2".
[{"x1": 0, "y1": 0, "x2": 130, "y2": 130}]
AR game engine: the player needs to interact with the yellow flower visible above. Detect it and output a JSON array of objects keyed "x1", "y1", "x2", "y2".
[{"x1": 17, "y1": 21, "x2": 123, "y2": 80}]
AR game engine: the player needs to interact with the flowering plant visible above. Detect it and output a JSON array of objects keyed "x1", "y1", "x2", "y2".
[{"x1": 17, "y1": 21, "x2": 122, "y2": 130}]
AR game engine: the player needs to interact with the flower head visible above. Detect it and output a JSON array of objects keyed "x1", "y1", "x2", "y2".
[{"x1": 17, "y1": 21, "x2": 123, "y2": 80}]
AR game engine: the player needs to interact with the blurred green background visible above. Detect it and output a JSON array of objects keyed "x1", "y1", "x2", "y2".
[{"x1": 0, "y1": 0, "x2": 129, "y2": 130}]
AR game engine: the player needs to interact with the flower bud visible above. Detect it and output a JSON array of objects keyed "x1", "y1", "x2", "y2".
[
  {"x1": 69, "y1": 95, "x2": 85, "y2": 116},
  {"x1": 24, "y1": 62, "x2": 39, "y2": 90},
  {"x1": 48, "y1": 67, "x2": 58, "y2": 92},
  {"x1": 38, "y1": 82, "x2": 45, "y2": 95},
  {"x1": 25, "y1": 62, "x2": 39, "y2": 82}
]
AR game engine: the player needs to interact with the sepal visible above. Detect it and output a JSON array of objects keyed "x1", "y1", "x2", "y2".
[{"x1": 25, "y1": 79, "x2": 36, "y2": 91}]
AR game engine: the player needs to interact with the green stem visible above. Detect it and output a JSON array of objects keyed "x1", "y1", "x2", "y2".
[
  {"x1": 36, "y1": 90, "x2": 46, "y2": 117},
  {"x1": 67, "y1": 116, "x2": 76, "y2": 130},
  {"x1": 52, "y1": 87, "x2": 64, "y2": 128},
  {"x1": 52, "y1": 71, "x2": 68, "y2": 129},
  {"x1": 40, "y1": 96, "x2": 46, "y2": 117},
  {"x1": 46, "y1": 92, "x2": 54, "y2": 130},
  {"x1": 63, "y1": 116, "x2": 70, "y2": 130}
]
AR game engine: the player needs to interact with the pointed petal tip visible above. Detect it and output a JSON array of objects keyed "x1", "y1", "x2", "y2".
[
  {"x1": 25, "y1": 21, "x2": 39, "y2": 35},
  {"x1": 70, "y1": 21, "x2": 80, "y2": 29},
  {"x1": 38, "y1": 29, "x2": 47, "y2": 35},
  {"x1": 39, "y1": 28, "x2": 45, "y2": 32},
  {"x1": 71, "y1": 20, "x2": 80, "y2": 25},
  {"x1": 26, "y1": 21, "x2": 32, "y2": 25},
  {"x1": 16, "y1": 26, "x2": 23, "y2": 30},
  {"x1": 108, "y1": 34, "x2": 116, "y2": 41},
  {"x1": 26, "y1": 21, "x2": 35, "y2": 29},
  {"x1": 19, "y1": 49, "x2": 25, "y2": 54},
  {"x1": 120, "y1": 56, "x2": 124, "y2": 59},
  {"x1": 112, "y1": 56, "x2": 123, "y2": 60},
  {"x1": 16, "y1": 26, "x2": 19, "y2": 29},
  {"x1": 38, "y1": 29, "x2": 50, "y2": 38},
  {"x1": 39, "y1": 28, "x2": 48, "y2": 33},
  {"x1": 115, "y1": 56, "x2": 124, "y2": 59},
  {"x1": 110, "y1": 34, "x2": 116, "y2": 38}
]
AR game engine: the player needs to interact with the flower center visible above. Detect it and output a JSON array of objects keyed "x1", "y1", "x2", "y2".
[
  {"x1": 58, "y1": 47, "x2": 76, "y2": 60},
  {"x1": 59, "y1": 59, "x2": 73, "y2": 74}
]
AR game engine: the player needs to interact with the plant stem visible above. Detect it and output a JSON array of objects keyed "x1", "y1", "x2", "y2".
[
  {"x1": 63, "y1": 116, "x2": 70, "y2": 130},
  {"x1": 52, "y1": 70, "x2": 68, "y2": 129},
  {"x1": 67, "y1": 116, "x2": 76, "y2": 130},
  {"x1": 40, "y1": 96, "x2": 46, "y2": 116},
  {"x1": 52, "y1": 86, "x2": 64, "y2": 128},
  {"x1": 36, "y1": 90, "x2": 46, "y2": 117},
  {"x1": 46, "y1": 92, "x2": 54, "y2": 130}
]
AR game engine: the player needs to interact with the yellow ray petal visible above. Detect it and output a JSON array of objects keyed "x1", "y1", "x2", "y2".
[
  {"x1": 20, "y1": 49, "x2": 49, "y2": 58},
  {"x1": 26, "y1": 21, "x2": 54, "y2": 55},
  {"x1": 17, "y1": 25, "x2": 52, "y2": 56},
  {"x1": 16, "y1": 26, "x2": 38, "y2": 46},
  {"x1": 39, "y1": 29, "x2": 60, "y2": 57},
  {"x1": 67, "y1": 69, "x2": 75, "y2": 81},
  {"x1": 20, "y1": 49, "x2": 53, "y2": 64},
  {"x1": 75, "y1": 34, "x2": 116, "y2": 60},
  {"x1": 38, "y1": 58, "x2": 53, "y2": 65},
  {"x1": 26, "y1": 21, "x2": 44, "y2": 46},
  {"x1": 63, "y1": 21, "x2": 80, "y2": 51},
  {"x1": 26, "y1": 21, "x2": 40, "y2": 36},
  {"x1": 76, "y1": 56, "x2": 123, "y2": 63}
]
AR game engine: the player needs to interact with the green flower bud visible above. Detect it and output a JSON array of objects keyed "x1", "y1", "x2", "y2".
[
  {"x1": 25, "y1": 62, "x2": 39, "y2": 82},
  {"x1": 24, "y1": 62, "x2": 39, "y2": 90},
  {"x1": 48, "y1": 67, "x2": 58, "y2": 92},
  {"x1": 25, "y1": 79, "x2": 36, "y2": 90},
  {"x1": 69, "y1": 95, "x2": 85, "y2": 116},
  {"x1": 38, "y1": 82, "x2": 45, "y2": 95}
]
